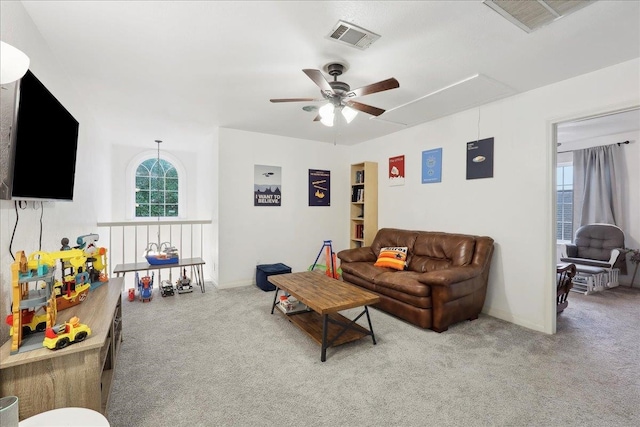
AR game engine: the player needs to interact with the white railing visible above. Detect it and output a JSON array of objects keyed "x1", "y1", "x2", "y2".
[{"x1": 96, "y1": 219, "x2": 212, "y2": 283}]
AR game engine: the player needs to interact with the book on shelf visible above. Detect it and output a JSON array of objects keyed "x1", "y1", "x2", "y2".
[
  {"x1": 277, "y1": 296, "x2": 309, "y2": 314},
  {"x1": 351, "y1": 185, "x2": 364, "y2": 202},
  {"x1": 277, "y1": 301, "x2": 309, "y2": 315}
]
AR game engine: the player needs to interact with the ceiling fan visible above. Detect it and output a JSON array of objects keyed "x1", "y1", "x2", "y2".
[{"x1": 270, "y1": 62, "x2": 399, "y2": 127}]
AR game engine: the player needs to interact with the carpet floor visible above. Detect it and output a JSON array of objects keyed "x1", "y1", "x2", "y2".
[{"x1": 107, "y1": 282, "x2": 640, "y2": 427}]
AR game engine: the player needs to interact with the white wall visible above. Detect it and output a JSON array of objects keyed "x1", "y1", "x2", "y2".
[
  {"x1": 0, "y1": 1, "x2": 105, "y2": 343},
  {"x1": 348, "y1": 58, "x2": 640, "y2": 334},
  {"x1": 217, "y1": 128, "x2": 349, "y2": 287}
]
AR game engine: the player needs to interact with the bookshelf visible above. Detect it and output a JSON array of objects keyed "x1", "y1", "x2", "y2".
[{"x1": 350, "y1": 161, "x2": 378, "y2": 248}]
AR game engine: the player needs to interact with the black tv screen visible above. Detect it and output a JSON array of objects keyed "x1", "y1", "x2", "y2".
[{"x1": 7, "y1": 70, "x2": 79, "y2": 201}]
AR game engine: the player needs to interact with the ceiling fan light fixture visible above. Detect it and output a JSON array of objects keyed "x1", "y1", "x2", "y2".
[
  {"x1": 271, "y1": 65, "x2": 398, "y2": 126},
  {"x1": 319, "y1": 103, "x2": 336, "y2": 126},
  {"x1": 320, "y1": 114, "x2": 334, "y2": 127},
  {"x1": 319, "y1": 103, "x2": 335, "y2": 119},
  {"x1": 341, "y1": 106, "x2": 358, "y2": 123}
]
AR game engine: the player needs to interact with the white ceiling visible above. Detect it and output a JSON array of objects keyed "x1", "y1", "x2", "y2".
[{"x1": 17, "y1": 1, "x2": 640, "y2": 147}]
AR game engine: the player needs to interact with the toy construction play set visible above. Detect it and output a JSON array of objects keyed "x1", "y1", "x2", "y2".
[{"x1": 5, "y1": 234, "x2": 108, "y2": 355}]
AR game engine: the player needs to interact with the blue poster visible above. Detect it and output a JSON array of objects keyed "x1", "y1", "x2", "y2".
[{"x1": 422, "y1": 148, "x2": 442, "y2": 183}]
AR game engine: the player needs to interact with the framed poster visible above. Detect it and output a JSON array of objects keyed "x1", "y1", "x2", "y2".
[
  {"x1": 309, "y1": 169, "x2": 330, "y2": 206},
  {"x1": 422, "y1": 148, "x2": 442, "y2": 184},
  {"x1": 389, "y1": 155, "x2": 405, "y2": 186},
  {"x1": 254, "y1": 165, "x2": 281, "y2": 206},
  {"x1": 466, "y1": 137, "x2": 494, "y2": 180}
]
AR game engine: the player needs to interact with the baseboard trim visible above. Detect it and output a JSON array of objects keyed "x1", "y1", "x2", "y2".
[
  {"x1": 216, "y1": 280, "x2": 254, "y2": 289},
  {"x1": 482, "y1": 306, "x2": 547, "y2": 333}
]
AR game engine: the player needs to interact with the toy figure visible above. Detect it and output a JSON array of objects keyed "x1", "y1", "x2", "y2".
[
  {"x1": 136, "y1": 272, "x2": 154, "y2": 302},
  {"x1": 160, "y1": 280, "x2": 174, "y2": 297},
  {"x1": 176, "y1": 268, "x2": 193, "y2": 294},
  {"x1": 60, "y1": 237, "x2": 71, "y2": 251}
]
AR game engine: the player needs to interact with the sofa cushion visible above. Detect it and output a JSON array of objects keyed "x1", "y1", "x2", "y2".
[
  {"x1": 371, "y1": 228, "x2": 420, "y2": 256},
  {"x1": 408, "y1": 233, "x2": 476, "y2": 273},
  {"x1": 373, "y1": 271, "x2": 431, "y2": 298},
  {"x1": 374, "y1": 246, "x2": 408, "y2": 270},
  {"x1": 341, "y1": 272, "x2": 433, "y2": 310},
  {"x1": 340, "y1": 262, "x2": 390, "y2": 282}
]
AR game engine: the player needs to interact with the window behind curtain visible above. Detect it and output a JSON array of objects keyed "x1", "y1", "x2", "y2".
[
  {"x1": 135, "y1": 158, "x2": 179, "y2": 217},
  {"x1": 557, "y1": 164, "x2": 573, "y2": 242}
]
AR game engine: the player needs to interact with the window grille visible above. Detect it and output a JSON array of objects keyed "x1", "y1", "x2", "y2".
[{"x1": 556, "y1": 164, "x2": 573, "y2": 242}]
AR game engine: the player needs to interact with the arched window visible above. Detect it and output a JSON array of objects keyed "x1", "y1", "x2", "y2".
[
  {"x1": 135, "y1": 157, "x2": 179, "y2": 217},
  {"x1": 125, "y1": 150, "x2": 186, "y2": 220}
]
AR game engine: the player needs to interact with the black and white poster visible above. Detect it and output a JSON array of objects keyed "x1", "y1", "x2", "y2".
[
  {"x1": 254, "y1": 165, "x2": 281, "y2": 206},
  {"x1": 309, "y1": 169, "x2": 330, "y2": 206},
  {"x1": 466, "y1": 137, "x2": 494, "y2": 180}
]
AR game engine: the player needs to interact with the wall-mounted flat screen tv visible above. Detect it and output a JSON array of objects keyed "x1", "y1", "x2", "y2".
[{"x1": 1, "y1": 69, "x2": 79, "y2": 201}]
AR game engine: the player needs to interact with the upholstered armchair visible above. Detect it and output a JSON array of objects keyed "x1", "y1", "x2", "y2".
[{"x1": 560, "y1": 223, "x2": 625, "y2": 291}]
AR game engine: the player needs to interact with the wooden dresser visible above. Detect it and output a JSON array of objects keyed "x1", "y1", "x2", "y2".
[{"x1": 0, "y1": 277, "x2": 123, "y2": 421}]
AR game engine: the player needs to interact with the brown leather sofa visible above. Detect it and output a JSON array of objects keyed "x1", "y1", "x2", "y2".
[{"x1": 337, "y1": 228, "x2": 494, "y2": 332}]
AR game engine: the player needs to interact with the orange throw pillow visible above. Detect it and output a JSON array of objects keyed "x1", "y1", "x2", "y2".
[{"x1": 374, "y1": 247, "x2": 408, "y2": 270}]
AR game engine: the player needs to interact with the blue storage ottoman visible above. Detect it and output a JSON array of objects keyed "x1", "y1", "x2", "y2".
[{"x1": 256, "y1": 263, "x2": 291, "y2": 291}]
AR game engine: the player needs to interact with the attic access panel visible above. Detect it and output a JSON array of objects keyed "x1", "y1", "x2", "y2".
[{"x1": 374, "y1": 74, "x2": 515, "y2": 127}]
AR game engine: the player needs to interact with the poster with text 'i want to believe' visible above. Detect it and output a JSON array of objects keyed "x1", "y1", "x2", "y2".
[{"x1": 254, "y1": 164, "x2": 281, "y2": 206}]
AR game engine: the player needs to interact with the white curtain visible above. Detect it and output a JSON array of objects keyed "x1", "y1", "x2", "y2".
[{"x1": 573, "y1": 144, "x2": 624, "y2": 235}]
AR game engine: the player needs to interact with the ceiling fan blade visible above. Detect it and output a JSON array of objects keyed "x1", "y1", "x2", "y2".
[
  {"x1": 346, "y1": 78, "x2": 399, "y2": 98},
  {"x1": 302, "y1": 69, "x2": 335, "y2": 95},
  {"x1": 345, "y1": 100, "x2": 386, "y2": 117},
  {"x1": 270, "y1": 98, "x2": 322, "y2": 103}
]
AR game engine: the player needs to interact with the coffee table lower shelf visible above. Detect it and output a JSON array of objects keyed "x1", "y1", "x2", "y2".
[{"x1": 278, "y1": 309, "x2": 372, "y2": 347}]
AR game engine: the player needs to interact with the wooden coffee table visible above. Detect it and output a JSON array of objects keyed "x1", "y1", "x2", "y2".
[{"x1": 269, "y1": 271, "x2": 380, "y2": 362}]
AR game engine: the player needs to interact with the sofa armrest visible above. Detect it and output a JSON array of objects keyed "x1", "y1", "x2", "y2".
[
  {"x1": 337, "y1": 247, "x2": 376, "y2": 263},
  {"x1": 417, "y1": 266, "x2": 482, "y2": 287}
]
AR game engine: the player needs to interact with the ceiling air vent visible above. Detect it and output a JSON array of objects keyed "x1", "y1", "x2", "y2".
[
  {"x1": 483, "y1": 0, "x2": 596, "y2": 33},
  {"x1": 327, "y1": 20, "x2": 380, "y2": 50}
]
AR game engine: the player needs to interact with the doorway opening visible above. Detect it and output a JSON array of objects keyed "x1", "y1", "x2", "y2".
[{"x1": 553, "y1": 107, "x2": 640, "y2": 332}]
